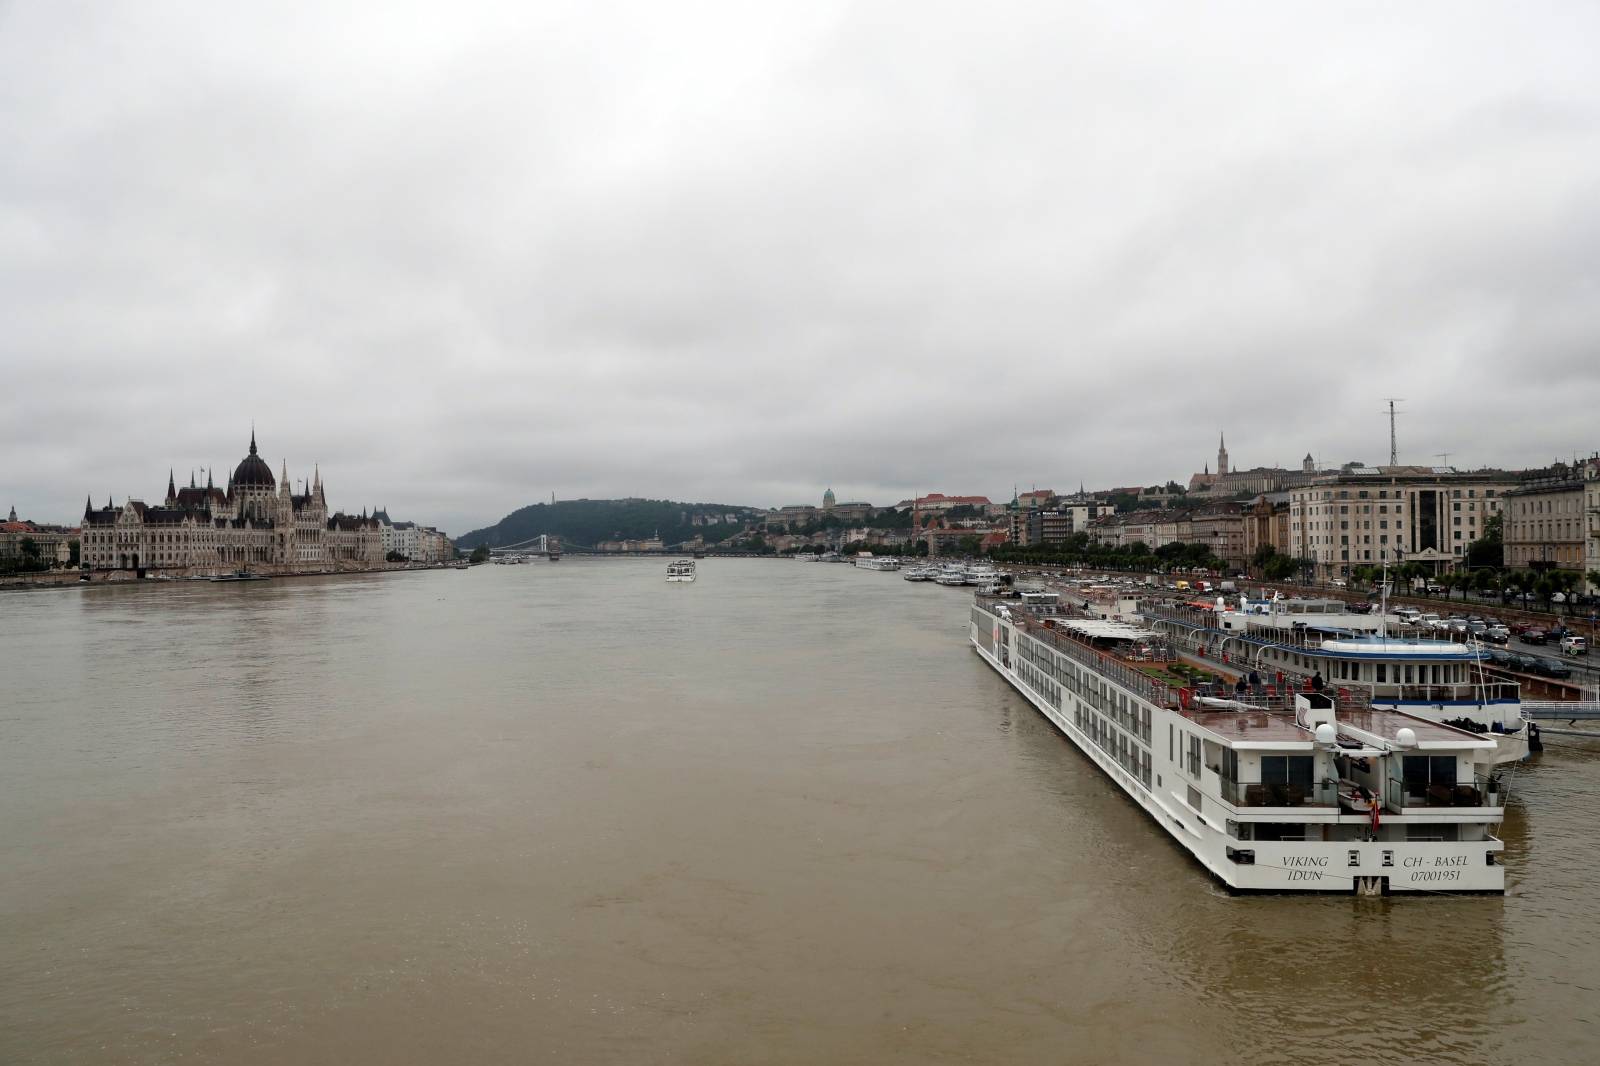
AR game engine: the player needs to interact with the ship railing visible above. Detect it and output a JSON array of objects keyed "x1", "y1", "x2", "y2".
[
  {"x1": 1185, "y1": 684, "x2": 1300, "y2": 712},
  {"x1": 1384, "y1": 773, "x2": 1502, "y2": 811},
  {"x1": 1361, "y1": 681, "x2": 1521, "y2": 704},
  {"x1": 1218, "y1": 778, "x2": 1339, "y2": 809},
  {"x1": 981, "y1": 597, "x2": 1184, "y2": 709},
  {"x1": 1144, "y1": 604, "x2": 1462, "y2": 655}
]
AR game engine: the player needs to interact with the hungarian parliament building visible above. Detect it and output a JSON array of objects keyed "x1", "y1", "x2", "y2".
[{"x1": 81, "y1": 431, "x2": 389, "y2": 572}]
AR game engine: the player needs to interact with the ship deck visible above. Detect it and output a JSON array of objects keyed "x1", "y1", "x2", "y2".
[{"x1": 979, "y1": 594, "x2": 1494, "y2": 751}]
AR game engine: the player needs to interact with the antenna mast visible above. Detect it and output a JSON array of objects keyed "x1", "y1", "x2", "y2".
[{"x1": 1382, "y1": 398, "x2": 1405, "y2": 465}]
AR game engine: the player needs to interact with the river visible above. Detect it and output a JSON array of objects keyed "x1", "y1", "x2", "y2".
[{"x1": 2, "y1": 559, "x2": 1596, "y2": 1064}]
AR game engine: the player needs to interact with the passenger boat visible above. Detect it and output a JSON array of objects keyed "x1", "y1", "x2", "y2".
[
  {"x1": 210, "y1": 569, "x2": 271, "y2": 582},
  {"x1": 1141, "y1": 595, "x2": 1531, "y2": 765},
  {"x1": 935, "y1": 567, "x2": 969, "y2": 587},
  {"x1": 901, "y1": 566, "x2": 936, "y2": 581},
  {"x1": 971, "y1": 594, "x2": 1506, "y2": 894},
  {"x1": 854, "y1": 552, "x2": 902, "y2": 571},
  {"x1": 666, "y1": 560, "x2": 696, "y2": 583}
]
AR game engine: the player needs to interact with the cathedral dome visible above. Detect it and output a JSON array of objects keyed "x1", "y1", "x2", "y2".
[{"x1": 232, "y1": 431, "x2": 276, "y2": 490}]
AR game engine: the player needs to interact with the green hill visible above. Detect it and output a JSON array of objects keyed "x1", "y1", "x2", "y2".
[{"x1": 456, "y1": 498, "x2": 759, "y2": 550}]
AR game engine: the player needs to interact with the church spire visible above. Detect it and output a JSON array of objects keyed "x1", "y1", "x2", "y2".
[
  {"x1": 85, "y1": 494, "x2": 93, "y2": 517},
  {"x1": 167, "y1": 469, "x2": 176, "y2": 501}
]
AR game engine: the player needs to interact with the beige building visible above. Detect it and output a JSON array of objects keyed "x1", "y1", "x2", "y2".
[
  {"x1": 1587, "y1": 457, "x2": 1600, "y2": 585},
  {"x1": 1588, "y1": 461, "x2": 1600, "y2": 591},
  {"x1": 1288, "y1": 467, "x2": 1514, "y2": 581},
  {"x1": 1185, "y1": 503, "x2": 1247, "y2": 568},
  {"x1": 1188, "y1": 435, "x2": 1334, "y2": 497},
  {"x1": 2, "y1": 507, "x2": 78, "y2": 567},
  {"x1": 80, "y1": 431, "x2": 383, "y2": 573},
  {"x1": 1242, "y1": 494, "x2": 1291, "y2": 563},
  {"x1": 1504, "y1": 474, "x2": 1586, "y2": 574}
]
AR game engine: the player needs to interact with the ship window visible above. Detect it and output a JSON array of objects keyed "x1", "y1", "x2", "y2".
[
  {"x1": 1376, "y1": 663, "x2": 1387, "y2": 683},
  {"x1": 1261, "y1": 755, "x2": 1314, "y2": 791},
  {"x1": 1403, "y1": 755, "x2": 1457, "y2": 790},
  {"x1": 1406, "y1": 824, "x2": 1460, "y2": 842},
  {"x1": 1253, "y1": 823, "x2": 1308, "y2": 842}
]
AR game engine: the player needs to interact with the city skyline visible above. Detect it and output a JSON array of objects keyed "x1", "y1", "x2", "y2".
[{"x1": 3, "y1": 3, "x2": 1599, "y2": 536}]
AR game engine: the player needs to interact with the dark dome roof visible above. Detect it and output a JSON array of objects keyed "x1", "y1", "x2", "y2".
[{"x1": 232, "y1": 431, "x2": 276, "y2": 489}]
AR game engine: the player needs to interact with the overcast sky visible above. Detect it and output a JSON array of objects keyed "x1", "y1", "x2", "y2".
[{"x1": 3, "y1": 2, "x2": 1598, "y2": 535}]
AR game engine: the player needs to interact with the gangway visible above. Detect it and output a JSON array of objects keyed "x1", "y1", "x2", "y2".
[{"x1": 1521, "y1": 701, "x2": 1600, "y2": 722}]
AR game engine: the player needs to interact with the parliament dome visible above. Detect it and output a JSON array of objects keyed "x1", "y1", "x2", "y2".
[{"x1": 232, "y1": 431, "x2": 276, "y2": 489}]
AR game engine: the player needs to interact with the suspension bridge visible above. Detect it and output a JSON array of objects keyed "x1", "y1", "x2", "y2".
[{"x1": 486, "y1": 535, "x2": 730, "y2": 557}]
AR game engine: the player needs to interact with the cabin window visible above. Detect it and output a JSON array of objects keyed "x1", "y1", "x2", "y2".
[
  {"x1": 1252, "y1": 823, "x2": 1308, "y2": 842},
  {"x1": 1261, "y1": 755, "x2": 1314, "y2": 792},
  {"x1": 1376, "y1": 663, "x2": 1387, "y2": 683},
  {"x1": 1402, "y1": 755, "x2": 1457, "y2": 790},
  {"x1": 1406, "y1": 824, "x2": 1460, "y2": 842},
  {"x1": 1220, "y1": 748, "x2": 1239, "y2": 784}
]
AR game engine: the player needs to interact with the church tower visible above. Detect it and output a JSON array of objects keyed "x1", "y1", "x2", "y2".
[{"x1": 1217, "y1": 432, "x2": 1230, "y2": 477}]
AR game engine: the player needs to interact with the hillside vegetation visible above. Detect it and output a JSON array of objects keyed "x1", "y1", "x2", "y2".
[{"x1": 456, "y1": 498, "x2": 756, "y2": 549}]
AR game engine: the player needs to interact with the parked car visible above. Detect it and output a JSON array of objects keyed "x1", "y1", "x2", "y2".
[
  {"x1": 1530, "y1": 658, "x2": 1573, "y2": 680},
  {"x1": 1547, "y1": 624, "x2": 1570, "y2": 640},
  {"x1": 1520, "y1": 629, "x2": 1549, "y2": 646},
  {"x1": 1349, "y1": 602, "x2": 1373, "y2": 615},
  {"x1": 1559, "y1": 635, "x2": 1589, "y2": 656},
  {"x1": 1483, "y1": 627, "x2": 1510, "y2": 645}
]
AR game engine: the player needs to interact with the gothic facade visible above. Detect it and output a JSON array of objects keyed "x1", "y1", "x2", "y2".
[{"x1": 80, "y1": 431, "x2": 383, "y2": 572}]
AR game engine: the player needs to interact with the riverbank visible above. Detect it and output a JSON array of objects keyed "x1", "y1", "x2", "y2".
[{"x1": 0, "y1": 562, "x2": 468, "y2": 594}]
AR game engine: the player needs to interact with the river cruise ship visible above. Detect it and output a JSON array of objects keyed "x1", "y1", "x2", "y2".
[
  {"x1": 1141, "y1": 597, "x2": 1530, "y2": 765},
  {"x1": 970, "y1": 595, "x2": 1506, "y2": 894},
  {"x1": 666, "y1": 560, "x2": 696, "y2": 583},
  {"x1": 853, "y1": 553, "x2": 902, "y2": 571}
]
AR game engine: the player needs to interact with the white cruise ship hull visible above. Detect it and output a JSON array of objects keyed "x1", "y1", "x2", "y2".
[{"x1": 970, "y1": 608, "x2": 1504, "y2": 894}]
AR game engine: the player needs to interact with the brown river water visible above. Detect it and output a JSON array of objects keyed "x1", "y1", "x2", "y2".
[{"x1": 3, "y1": 559, "x2": 1597, "y2": 1064}]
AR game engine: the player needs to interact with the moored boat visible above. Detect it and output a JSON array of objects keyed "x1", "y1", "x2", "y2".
[
  {"x1": 210, "y1": 569, "x2": 271, "y2": 582},
  {"x1": 971, "y1": 595, "x2": 1506, "y2": 894},
  {"x1": 853, "y1": 552, "x2": 902, "y2": 571},
  {"x1": 1141, "y1": 595, "x2": 1530, "y2": 765}
]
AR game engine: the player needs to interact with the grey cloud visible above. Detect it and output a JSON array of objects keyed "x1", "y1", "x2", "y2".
[{"x1": 3, "y1": 1, "x2": 1599, "y2": 536}]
